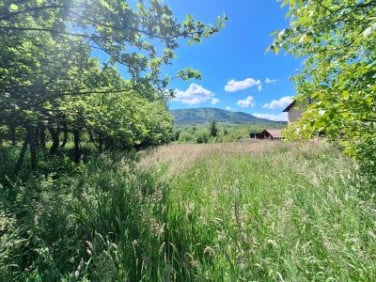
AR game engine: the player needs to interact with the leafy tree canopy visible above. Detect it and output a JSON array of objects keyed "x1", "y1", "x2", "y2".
[
  {"x1": 0, "y1": 0, "x2": 225, "y2": 87},
  {"x1": 0, "y1": 0, "x2": 225, "y2": 170},
  {"x1": 272, "y1": 0, "x2": 376, "y2": 170}
]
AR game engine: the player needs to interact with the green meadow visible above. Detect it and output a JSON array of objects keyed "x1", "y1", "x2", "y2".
[
  {"x1": 2, "y1": 0, "x2": 375, "y2": 281},
  {"x1": 1, "y1": 141, "x2": 375, "y2": 281}
]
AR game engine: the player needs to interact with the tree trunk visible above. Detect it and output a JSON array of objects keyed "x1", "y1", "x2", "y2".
[
  {"x1": 14, "y1": 133, "x2": 29, "y2": 175},
  {"x1": 60, "y1": 122, "x2": 68, "y2": 148},
  {"x1": 28, "y1": 126, "x2": 38, "y2": 170},
  {"x1": 14, "y1": 125, "x2": 38, "y2": 172},
  {"x1": 10, "y1": 125, "x2": 16, "y2": 146},
  {"x1": 38, "y1": 123, "x2": 46, "y2": 150},
  {"x1": 48, "y1": 127, "x2": 60, "y2": 155},
  {"x1": 73, "y1": 129, "x2": 80, "y2": 164}
]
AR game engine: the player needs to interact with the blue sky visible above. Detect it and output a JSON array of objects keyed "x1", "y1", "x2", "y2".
[{"x1": 164, "y1": 0, "x2": 302, "y2": 121}]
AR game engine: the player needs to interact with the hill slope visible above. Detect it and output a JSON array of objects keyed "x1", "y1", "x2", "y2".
[{"x1": 170, "y1": 107, "x2": 285, "y2": 127}]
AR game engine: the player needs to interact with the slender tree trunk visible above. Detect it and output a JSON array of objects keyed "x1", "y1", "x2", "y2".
[
  {"x1": 14, "y1": 125, "x2": 38, "y2": 173},
  {"x1": 0, "y1": 128, "x2": 3, "y2": 147},
  {"x1": 73, "y1": 129, "x2": 80, "y2": 164},
  {"x1": 10, "y1": 125, "x2": 16, "y2": 146},
  {"x1": 48, "y1": 127, "x2": 60, "y2": 155},
  {"x1": 14, "y1": 132, "x2": 29, "y2": 175},
  {"x1": 88, "y1": 130, "x2": 99, "y2": 150},
  {"x1": 28, "y1": 126, "x2": 38, "y2": 170},
  {"x1": 60, "y1": 122, "x2": 68, "y2": 148},
  {"x1": 38, "y1": 123, "x2": 46, "y2": 150}
]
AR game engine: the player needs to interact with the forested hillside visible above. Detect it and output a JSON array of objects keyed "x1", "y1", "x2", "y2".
[{"x1": 171, "y1": 107, "x2": 286, "y2": 127}]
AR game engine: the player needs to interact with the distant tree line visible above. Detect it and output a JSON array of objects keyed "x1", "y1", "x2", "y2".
[{"x1": 173, "y1": 122, "x2": 274, "y2": 144}]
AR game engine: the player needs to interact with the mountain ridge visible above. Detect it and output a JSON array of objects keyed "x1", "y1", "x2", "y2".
[{"x1": 170, "y1": 107, "x2": 286, "y2": 127}]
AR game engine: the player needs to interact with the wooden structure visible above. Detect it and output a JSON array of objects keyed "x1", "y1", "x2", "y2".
[{"x1": 250, "y1": 129, "x2": 282, "y2": 140}]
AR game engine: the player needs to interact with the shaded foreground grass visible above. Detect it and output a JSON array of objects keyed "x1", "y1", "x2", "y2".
[{"x1": 1, "y1": 142, "x2": 375, "y2": 280}]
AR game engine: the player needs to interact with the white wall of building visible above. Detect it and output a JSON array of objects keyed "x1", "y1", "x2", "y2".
[{"x1": 287, "y1": 107, "x2": 303, "y2": 124}]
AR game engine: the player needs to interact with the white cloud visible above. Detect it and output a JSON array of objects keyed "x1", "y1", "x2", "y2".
[
  {"x1": 237, "y1": 96, "x2": 255, "y2": 108},
  {"x1": 174, "y1": 83, "x2": 214, "y2": 105},
  {"x1": 252, "y1": 112, "x2": 288, "y2": 122},
  {"x1": 263, "y1": 96, "x2": 293, "y2": 109},
  {"x1": 224, "y1": 78, "x2": 262, "y2": 92},
  {"x1": 225, "y1": 106, "x2": 232, "y2": 111},
  {"x1": 265, "y1": 78, "x2": 278, "y2": 84},
  {"x1": 211, "y1": 98, "x2": 220, "y2": 105}
]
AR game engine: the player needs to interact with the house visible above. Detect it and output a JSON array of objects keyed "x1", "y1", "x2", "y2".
[
  {"x1": 283, "y1": 100, "x2": 302, "y2": 124},
  {"x1": 250, "y1": 128, "x2": 282, "y2": 140},
  {"x1": 249, "y1": 97, "x2": 312, "y2": 140},
  {"x1": 283, "y1": 97, "x2": 313, "y2": 124}
]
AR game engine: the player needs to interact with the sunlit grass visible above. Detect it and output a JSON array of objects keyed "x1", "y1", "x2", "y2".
[
  {"x1": 1, "y1": 141, "x2": 375, "y2": 280},
  {"x1": 145, "y1": 141, "x2": 376, "y2": 280}
]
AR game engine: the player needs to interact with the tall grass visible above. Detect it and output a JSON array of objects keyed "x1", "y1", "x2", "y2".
[
  {"x1": 1, "y1": 142, "x2": 375, "y2": 280},
  {"x1": 0, "y1": 152, "x2": 170, "y2": 281},
  {"x1": 162, "y1": 142, "x2": 376, "y2": 281}
]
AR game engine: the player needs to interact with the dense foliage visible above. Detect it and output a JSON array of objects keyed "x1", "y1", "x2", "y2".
[
  {"x1": 272, "y1": 0, "x2": 376, "y2": 175},
  {"x1": 0, "y1": 0, "x2": 225, "y2": 170}
]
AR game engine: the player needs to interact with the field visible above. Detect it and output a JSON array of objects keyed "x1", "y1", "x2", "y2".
[
  {"x1": 1, "y1": 141, "x2": 376, "y2": 280},
  {"x1": 140, "y1": 141, "x2": 376, "y2": 280}
]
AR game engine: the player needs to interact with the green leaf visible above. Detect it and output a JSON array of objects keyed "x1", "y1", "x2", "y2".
[{"x1": 9, "y1": 3, "x2": 19, "y2": 11}]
